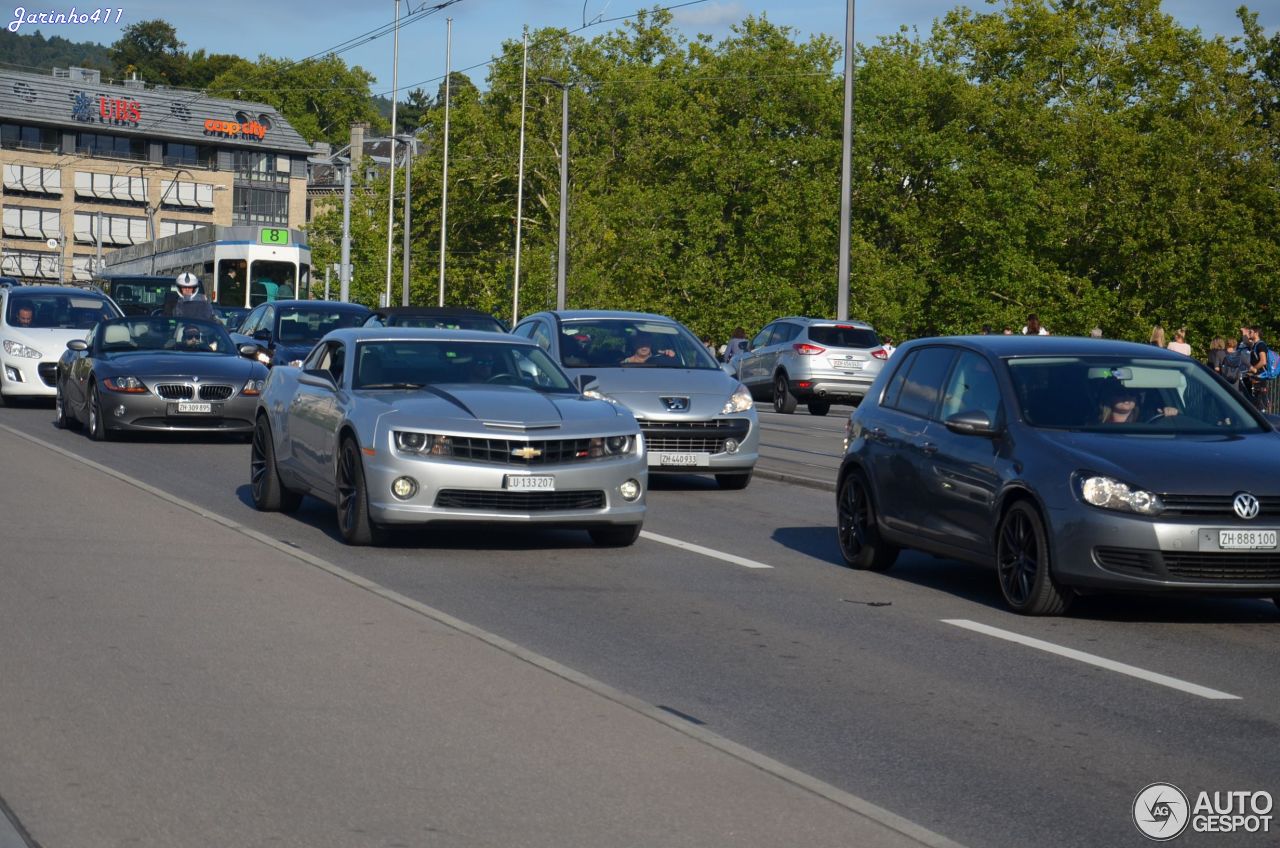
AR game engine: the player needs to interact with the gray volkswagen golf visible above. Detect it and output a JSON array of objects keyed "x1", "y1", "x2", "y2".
[{"x1": 837, "y1": 335, "x2": 1280, "y2": 615}]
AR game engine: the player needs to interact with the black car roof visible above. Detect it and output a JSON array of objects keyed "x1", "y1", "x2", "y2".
[
  {"x1": 904, "y1": 335, "x2": 1189, "y2": 361},
  {"x1": 269, "y1": 300, "x2": 371, "y2": 312},
  {"x1": 372, "y1": 306, "x2": 497, "y2": 317}
]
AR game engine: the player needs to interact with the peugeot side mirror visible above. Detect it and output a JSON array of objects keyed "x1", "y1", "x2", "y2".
[{"x1": 944, "y1": 410, "x2": 1001, "y2": 437}]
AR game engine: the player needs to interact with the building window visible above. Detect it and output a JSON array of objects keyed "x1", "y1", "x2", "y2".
[
  {"x1": 2, "y1": 206, "x2": 61, "y2": 240},
  {"x1": 164, "y1": 142, "x2": 215, "y2": 168},
  {"x1": 233, "y1": 151, "x2": 290, "y2": 184},
  {"x1": 3, "y1": 164, "x2": 62, "y2": 195},
  {"x1": 72, "y1": 212, "x2": 148, "y2": 245},
  {"x1": 0, "y1": 250, "x2": 60, "y2": 279},
  {"x1": 0, "y1": 122, "x2": 60, "y2": 152},
  {"x1": 232, "y1": 186, "x2": 289, "y2": 225},
  {"x1": 74, "y1": 172, "x2": 148, "y2": 203},
  {"x1": 159, "y1": 179, "x2": 215, "y2": 209},
  {"x1": 76, "y1": 131, "x2": 144, "y2": 160}
]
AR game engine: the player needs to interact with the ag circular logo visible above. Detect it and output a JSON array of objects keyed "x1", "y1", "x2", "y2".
[{"x1": 1134, "y1": 783, "x2": 1190, "y2": 840}]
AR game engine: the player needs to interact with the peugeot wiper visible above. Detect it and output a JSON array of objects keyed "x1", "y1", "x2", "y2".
[{"x1": 359, "y1": 382, "x2": 424, "y2": 390}]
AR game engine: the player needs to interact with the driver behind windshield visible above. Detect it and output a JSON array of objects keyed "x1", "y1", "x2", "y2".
[
  {"x1": 620, "y1": 334, "x2": 675, "y2": 365},
  {"x1": 1097, "y1": 381, "x2": 1178, "y2": 424}
]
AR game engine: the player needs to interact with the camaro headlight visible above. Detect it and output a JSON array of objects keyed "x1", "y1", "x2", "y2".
[
  {"x1": 1078, "y1": 474, "x2": 1163, "y2": 516},
  {"x1": 394, "y1": 431, "x2": 452, "y2": 456},
  {"x1": 2, "y1": 339, "x2": 42, "y2": 359},
  {"x1": 589, "y1": 435, "x2": 635, "y2": 457},
  {"x1": 583, "y1": 388, "x2": 620, "y2": 404},
  {"x1": 103, "y1": 376, "x2": 148, "y2": 394},
  {"x1": 722, "y1": 383, "x2": 753, "y2": 414},
  {"x1": 241, "y1": 378, "x2": 266, "y2": 396}
]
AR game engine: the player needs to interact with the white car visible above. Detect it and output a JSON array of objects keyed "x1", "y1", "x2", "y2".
[{"x1": 0, "y1": 285, "x2": 121, "y2": 402}]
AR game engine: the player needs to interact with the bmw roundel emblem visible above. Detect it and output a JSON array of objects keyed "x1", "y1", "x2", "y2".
[{"x1": 1233, "y1": 492, "x2": 1261, "y2": 520}]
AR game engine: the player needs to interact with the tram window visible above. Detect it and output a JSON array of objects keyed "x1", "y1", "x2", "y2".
[
  {"x1": 218, "y1": 259, "x2": 247, "y2": 308},
  {"x1": 251, "y1": 260, "x2": 297, "y2": 303}
]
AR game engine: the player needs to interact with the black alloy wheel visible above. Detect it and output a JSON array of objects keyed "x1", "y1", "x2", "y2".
[
  {"x1": 836, "y1": 471, "x2": 898, "y2": 571},
  {"x1": 250, "y1": 416, "x2": 302, "y2": 513},
  {"x1": 807, "y1": 399, "x2": 831, "y2": 416},
  {"x1": 995, "y1": 501, "x2": 1071, "y2": 615},
  {"x1": 588, "y1": 524, "x2": 642, "y2": 547},
  {"x1": 336, "y1": 437, "x2": 385, "y2": 546},
  {"x1": 54, "y1": 379, "x2": 74, "y2": 429},
  {"x1": 87, "y1": 383, "x2": 112, "y2": 441},
  {"x1": 715, "y1": 471, "x2": 752, "y2": 490},
  {"x1": 773, "y1": 374, "x2": 797, "y2": 414}
]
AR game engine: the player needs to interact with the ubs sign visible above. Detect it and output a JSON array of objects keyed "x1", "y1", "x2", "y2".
[{"x1": 70, "y1": 92, "x2": 142, "y2": 126}]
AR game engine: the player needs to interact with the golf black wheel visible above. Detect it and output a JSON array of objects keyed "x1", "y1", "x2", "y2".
[
  {"x1": 996, "y1": 501, "x2": 1071, "y2": 615},
  {"x1": 836, "y1": 471, "x2": 898, "y2": 571}
]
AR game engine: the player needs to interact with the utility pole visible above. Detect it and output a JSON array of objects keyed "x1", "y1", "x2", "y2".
[
  {"x1": 340, "y1": 157, "x2": 352, "y2": 302},
  {"x1": 400, "y1": 136, "x2": 413, "y2": 306},
  {"x1": 836, "y1": 0, "x2": 855, "y2": 321},
  {"x1": 512, "y1": 26, "x2": 529, "y2": 325},
  {"x1": 437, "y1": 17, "x2": 452, "y2": 307},
  {"x1": 383, "y1": 0, "x2": 401, "y2": 309},
  {"x1": 540, "y1": 77, "x2": 573, "y2": 311}
]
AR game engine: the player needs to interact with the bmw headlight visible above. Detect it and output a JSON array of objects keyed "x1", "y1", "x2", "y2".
[
  {"x1": 3, "y1": 339, "x2": 42, "y2": 359},
  {"x1": 103, "y1": 376, "x2": 148, "y2": 394},
  {"x1": 1078, "y1": 474, "x2": 1163, "y2": 516},
  {"x1": 394, "y1": 431, "x2": 452, "y2": 456},
  {"x1": 241, "y1": 378, "x2": 266, "y2": 396},
  {"x1": 584, "y1": 388, "x2": 620, "y2": 405},
  {"x1": 721, "y1": 382, "x2": 754, "y2": 414}
]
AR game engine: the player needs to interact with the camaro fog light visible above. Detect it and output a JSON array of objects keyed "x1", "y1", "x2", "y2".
[
  {"x1": 724, "y1": 438, "x2": 740, "y2": 454},
  {"x1": 391, "y1": 476, "x2": 418, "y2": 500},
  {"x1": 620, "y1": 478, "x2": 642, "y2": 502},
  {"x1": 1079, "y1": 474, "x2": 1163, "y2": 516}
]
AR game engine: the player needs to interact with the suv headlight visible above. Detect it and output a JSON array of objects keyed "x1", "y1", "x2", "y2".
[
  {"x1": 1077, "y1": 474, "x2": 1163, "y2": 515},
  {"x1": 722, "y1": 382, "x2": 753, "y2": 414},
  {"x1": 3, "y1": 339, "x2": 42, "y2": 359},
  {"x1": 394, "y1": 431, "x2": 452, "y2": 456}
]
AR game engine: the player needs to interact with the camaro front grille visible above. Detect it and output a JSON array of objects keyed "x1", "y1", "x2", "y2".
[
  {"x1": 1095, "y1": 546, "x2": 1280, "y2": 581},
  {"x1": 448, "y1": 437, "x2": 605, "y2": 466},
  {"x1": 434, "y1": 489, "x2": 606, "y2": 511},
  {"x1": 1158, "y1": 494, "x2": 1280, "y2": 518},
  {"x1": 637, "y1": 418, "x2": 749, "y2": 454},
  {"x1": 155, "y1": 384, "x2": 194, "y2": 400}
]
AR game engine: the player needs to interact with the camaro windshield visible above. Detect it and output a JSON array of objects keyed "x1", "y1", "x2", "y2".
[
  {"x1": 1007, "y1": 356, "x2": 1264, "y2": 434},
  {"x1": 353, "y1": 339, "x2": 577, "y2": 392},
  {"x1": 276, "y1": 307, "x2": 368, "y2": 345},
  {"x1": 99, "y1": 317, "x2": 236, "y2": 354},
  {"x1": 557, "y1": 319, "x2": 720, "y2": 369}
]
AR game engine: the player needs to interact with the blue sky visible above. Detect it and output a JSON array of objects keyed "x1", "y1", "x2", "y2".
[{"x1": 9, "y1": 0, "x2": 1279, "y2": 99}]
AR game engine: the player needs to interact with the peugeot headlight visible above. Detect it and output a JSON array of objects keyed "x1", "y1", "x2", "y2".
[
  {"x1": 1078, "y1": 474, "x2": 1163, "y2": 516},
  {"x1": 584, "y1": 388, "x2": 620, "y2": 405},
  {"x1": 3, "y1": 340, "x2": 42, "y2": 359},
  {"x1": 394, "y1": 431, "x2": 452, "y2": 456},
  {"x1": 721, "y1": 382, "x2": 754, "y2": 414}
]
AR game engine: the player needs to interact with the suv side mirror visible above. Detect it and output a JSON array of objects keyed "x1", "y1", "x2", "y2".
[{"x1": 944, "y1": 410, "x2": 1001, "y2": 437}]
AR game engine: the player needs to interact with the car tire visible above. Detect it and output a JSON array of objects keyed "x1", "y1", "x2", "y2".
[
  {"x1": 87, "y1": 383, "x2": 113, "y2": 442},
  {"x1": 995, "y1": 500, "x2": 1072, "y2": 615},
  {"x1": 336, "y1": 437, "x2": 386, "y2": 546},
  {"x1": 715, "y1": 471, "x2": 752, "y2": 490},
  {"x1": 773, "y1": 374, "x2": 797, "y2": 414},
  {"x1": 54, "y1": 379, "x2": 75, "y2": 429},
  {"x1": 807, "y1": 400, "x2": 831, "y2": 416},
  {"x1": 250, "y1": 416, "x2": 303, "y2": 513},
  {"x1": 589, "y1": 524, "x2": 642, "y2": 546},
  {"x1": 836, "y1": 470, "x2": 898, "y2": 571}
]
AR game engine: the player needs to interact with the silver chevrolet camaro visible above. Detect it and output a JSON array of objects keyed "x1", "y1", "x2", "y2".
[{"x1": 250, "y1": 328, "x2": 647, "y2": 546}]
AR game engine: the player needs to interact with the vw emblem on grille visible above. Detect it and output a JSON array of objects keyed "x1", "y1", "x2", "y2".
[
  {"x1": 1233, "y1": 492, "x2": 1261, "y2": 520},
  {"x1": 661, "y1": 396, "x2": 689, "y2": 411},
  {"x1": 512, "y1": 445, "x2": 542, "y2": 460}
]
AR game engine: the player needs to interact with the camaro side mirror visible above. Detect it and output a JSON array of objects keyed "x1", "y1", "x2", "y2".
[
  {"x1": 574, "y1": 373, "x2": 598, "y2": 394},
  {"x1": 945, "y1": 410, "x2": 1002, "y2": 437},
  {"x1": 238, "y1": 344, "x2": 260, "y2": 358},
  {"x1": 66, "y1": 339, "x2": 88, "y2": 352},
  {"x1": 299, "y1": 369, "x2": 337, "y2": 390}
]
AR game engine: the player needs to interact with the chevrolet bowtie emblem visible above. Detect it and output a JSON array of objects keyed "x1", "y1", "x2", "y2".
[{"x1": 512, "y1": 445, "x2": 542, "y2": 460}]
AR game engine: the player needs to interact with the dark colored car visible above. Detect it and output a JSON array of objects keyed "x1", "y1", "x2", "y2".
[
  {"x1": 363, "y1": 306, "x2": 506, "y2": 333},
  {"x1": 55, "y1": 316, "x2": 268, "y2": 439},
  {"x1": 0, "y1": 276, "x2": 21, "y2": 288},
  {"x1": 231, "y1": 300, "x2": 372, "y2": 366},
  {"x1": 213, "y1": 305, "x2": 251, "y2": 332},
  {"x1": 837, "y1": 335, "x2": 1280, "y2": 615}
]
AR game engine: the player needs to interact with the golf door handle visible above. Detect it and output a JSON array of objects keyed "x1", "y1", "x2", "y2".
[{"x1": 919, "y1": 441, "x2": 938, "y2": 455}]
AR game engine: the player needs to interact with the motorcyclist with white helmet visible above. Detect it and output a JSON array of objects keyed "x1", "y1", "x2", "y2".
[{"x1": 172, "y1": 272, "x2": 215, "y2": 322}]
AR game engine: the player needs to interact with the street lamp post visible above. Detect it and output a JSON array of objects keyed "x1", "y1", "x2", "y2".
[
  {"x1": 395, "y1": 134, "x2": 415, "y2": 306},
  {"x1": 540, "y1": 77, "x2": 573, "y2": 311}
]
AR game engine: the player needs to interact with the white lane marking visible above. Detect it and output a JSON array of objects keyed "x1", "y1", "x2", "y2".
[
  {"x1": 943, "y1": 619, "x2": 1241, "y2": 701},
  {"x1": 640, "y1": 531, "x2": 774, "y2": 569}
]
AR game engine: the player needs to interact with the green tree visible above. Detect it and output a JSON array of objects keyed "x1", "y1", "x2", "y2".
[{"x1": 109, "y1": 19, "x2": 188, "y2": 85}]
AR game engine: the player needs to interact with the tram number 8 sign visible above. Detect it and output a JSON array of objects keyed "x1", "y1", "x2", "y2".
[{"x1": 259, "y1": 228, "x2": 290, "y2": 246}]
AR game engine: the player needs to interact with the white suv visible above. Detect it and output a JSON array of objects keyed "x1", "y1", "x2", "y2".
[{"x1": 734, "y1": 317, "x2": 888, "y2": 415}]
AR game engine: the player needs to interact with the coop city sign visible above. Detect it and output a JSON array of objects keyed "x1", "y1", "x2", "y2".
[{"x1": 204, "y1": 118, "x2": 267, "y2": 140}]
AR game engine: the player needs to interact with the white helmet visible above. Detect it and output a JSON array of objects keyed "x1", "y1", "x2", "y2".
[{"x1": 176, "y1": 272, "x2": 199, "y2": 290}]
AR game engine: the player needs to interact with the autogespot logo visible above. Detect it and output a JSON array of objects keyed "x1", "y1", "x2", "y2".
[{"x1": 1134, "y1": 783, "x2": 1190, "y2": 841}]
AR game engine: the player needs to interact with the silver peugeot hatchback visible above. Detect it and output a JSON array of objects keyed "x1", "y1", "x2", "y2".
[{"x1": 733, "y1": 317, "x2": 888, "y2": 415}]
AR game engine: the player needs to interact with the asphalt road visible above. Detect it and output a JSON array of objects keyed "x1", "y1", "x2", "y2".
[{"x1": 2, "y1": 398, "x2": 1279, "y2": 848}]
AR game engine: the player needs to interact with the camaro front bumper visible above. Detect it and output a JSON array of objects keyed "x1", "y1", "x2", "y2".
[
  {"x1": 1049, "y1": 505, "x2": 1280, "y2": 594},
  {"x1": 363, "y1": 450, "x2": 648, "y2": 527}
]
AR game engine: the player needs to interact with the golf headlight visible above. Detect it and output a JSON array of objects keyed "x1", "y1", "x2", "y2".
[
  {"x1": 584, "y1": 388, "x2": 620, "y2": 404},
  {"x1": 395, "y1": 431, "x2": 452, "y2": 456},
  {"x1": 1078, "y1": 474, "x2": 1163, "y2": 515},
  {"x1": 103, "y1": 376, "x2": 147, "y2": 393},
  {"x1": 241, "y1": 378, "x2": 266, "y2": 396},
  {"x1": 722, "y1": 383, "x2": 754, "y2": 414},
  {"x1": 589, "y1": 435, "x2": 634, "y2": 457},
  {"x1": 3, "y1": 340, "x2": 42, "y2": 359}
]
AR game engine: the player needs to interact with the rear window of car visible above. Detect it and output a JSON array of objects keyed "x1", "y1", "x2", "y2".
[{"x1": 807, "y1": 326, "x2": 880, "y2": 349}]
